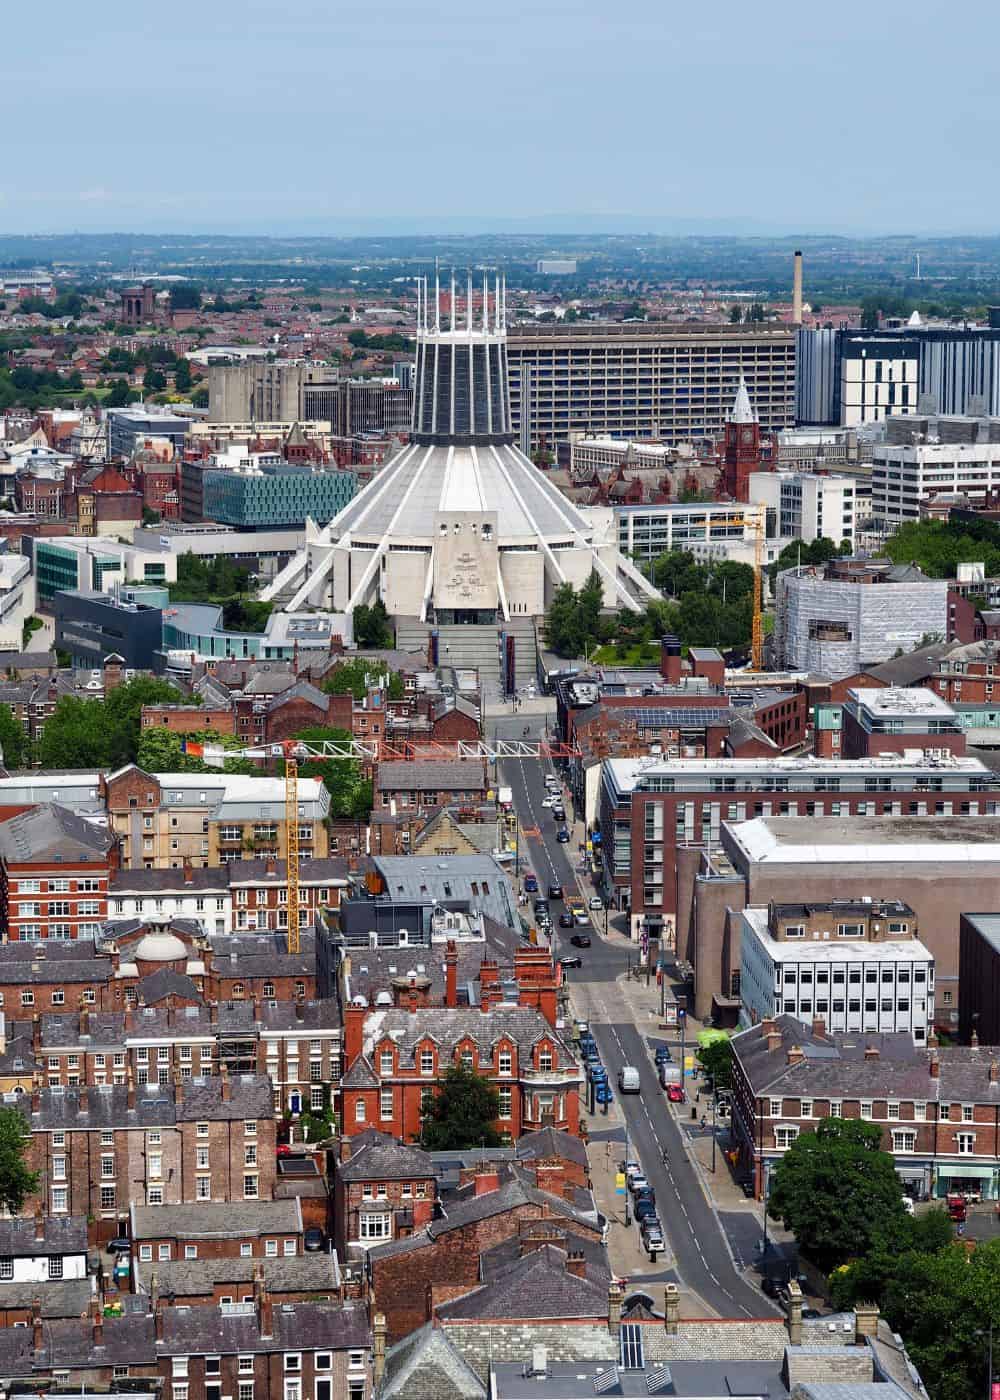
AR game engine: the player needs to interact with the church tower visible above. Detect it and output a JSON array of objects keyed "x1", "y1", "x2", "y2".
[{"x1": 721, "y1": 377, "x2": 761, "y2": 502}]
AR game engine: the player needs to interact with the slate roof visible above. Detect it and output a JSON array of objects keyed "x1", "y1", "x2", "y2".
[
  {"x1": 376, "y1": 761, "x2": 487, "y2": 792},
  {"x1": 27, "y1": 1075, "x2": 272, "y2": 1129},
  {"x1": 733, "y1": 1015, "x2": 1000, "y2": 1105},
  {"x1": 361, "y1": 1006, "x2": 576, "y2": 1067},
  {"x1": 135, "y1": 1252, "x2": 339, "y2": 1299},
  {"x1": 435, "y1": 1241, "x2": 611, "y2": 1321},
  {"x1": 111, "y1": 867, "x2": 228, "y2": 893},
  {"x1": 380, "y1": 1323, "x2": 486, "y2": 1400},
  {"x1": 338, "y1": 1130, "x2": 437, "y2": 1182},
  {"x1": 516, "y1": 1126, "x2": 589, "y2": 1171},
  {"x1": 227, "y1": 856, "x2": 349, "y2": 884},
  {"x1": 0, "y1": 802, "x2": 113, "y2": 863},
  {"x1": 0, "y1": 1312, "x2": 156, "y2": 1372},
  {"x1": 0, "y1": 1278, "x2": 91, "y2": 1318},
  {"x1": 266, "y1": 679, "x2": 329, "y2": 711},
  {"x1": 342, "y1": 1054, "x2": 379, "y2": 1089},
  {"x1": 139, "y1": 968, "x2": 206, "y2": 1005},
  {"x1": 131, "y1": 1199, "x2": 301, "y2": 1240},
  {"x1": 210, "y1": 929, "x2": 316, "y2": 977},
  {"x1": 0, "y1": 1214, "x2": 87, "y2": 1256},
  {"x1": 159, "y1": 1299, "x2": 370, "y2": 1356}
]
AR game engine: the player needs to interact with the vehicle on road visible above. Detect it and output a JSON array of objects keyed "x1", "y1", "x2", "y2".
[
  {"x1": 760, "y1": 1276, "x2": 784, "y2": 1299},
  {"x1": 618, "y1": 1065, "x2": 641, "y2": 1094},
  {"x1": 541, "y1": 795, "x2": 557, "y2": 808},
  {"x1": 634, "y1": 1198, "x2": 658, "y2": 1224},
  {"x1": 640, "y1": 1215, "x2": 663, "y2": 1241},
  {"x1": 570, "y1": 933, "x2": 591, "y2": 947},
  {"x1": 559, "y1": 955, "x2": 582, "y2": 970},
  {"x1": 667, "y1": 1084, "x2": 686, "y2": 1103},
  {"x1": 559, "y1": 912, "x2": 575, "y2": 928},
  {"x1": 552, "y1": 805, "x2": 566, "y2": 821},
  {"x1": 644, "y1": 1227, "x2": 665, "y2": 1254},
  {"x1": 595, "y1": 1084, "x2": 614, "y2": 1105},
  {"x1": 589, "y1": 1070, "x2": 608, "y2": 1088},
  {"x1": 622, "y1": 1160, "x2": 641, "y2": 1181},
  {"x1": 658, "y1": 1061, "x2": 683, "y2": 1090},
  {"x1": 628, "y1": 1173, "x2": 650, "y2": 1196},
  {"x1": 556, "y1": 828, "x2": 570, "y2": 842},
  {"x1": 653, "y1": 1045, "x2": 672, "y2": 1065},
  {"x1": 524, "y1": 874, "x2": 538, "y2": 893},
  {"x1": 545, "y1": 774, "x2": 559, "y2": 790},
  {"x1": 589, "y1": 896, "x2": 604, "y2": 910},
  {"x1": 548, "y1": 882, "x2": 564, "y2": 900},
  {"x1": 947, "y1": 1193, "x2": 968, "y2": 1222},
  {"x1": 635, "y1": 1186, "x2": 656, "y2": 1206},
  {"x1": 573, "y1": 910, "x2": 590, "y2": 926}
]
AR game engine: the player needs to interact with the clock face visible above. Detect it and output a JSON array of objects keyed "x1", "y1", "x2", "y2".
[{"x1": 742, "y1": 428, "x2": 754, "y2": 445}]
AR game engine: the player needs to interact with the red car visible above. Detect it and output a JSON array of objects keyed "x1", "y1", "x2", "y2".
[
  {"x1": 667, "y1": 1084, "x2": 685, "y2": 1103},
  {"x1": 276, "y1": 1144, "x2": 293, "y2": 1157}
]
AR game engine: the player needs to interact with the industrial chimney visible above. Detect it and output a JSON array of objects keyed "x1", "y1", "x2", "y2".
[{"x1": 792, "y1": 250, "x2": 803, "y2": 325}]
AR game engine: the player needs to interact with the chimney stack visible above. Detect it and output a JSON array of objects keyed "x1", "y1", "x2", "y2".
[
  {"x1": 473, "y1": 1167, "x2": 500, "y2": 1197},
  {"x1": 792, "y1": 250, "x2": 803, "y2": 326},
  {"x1": 664, "y1": 1282, "x2": 680, "y2": 1335},
  {"x1": 786, "y1": 1279, "x2": 803, "y2": 1346},
  {"x1": 220, "y1": 1063, "x2": 231, "y2": 1102},
  {"x1": 990, "y1": 1061, "x2": 999, "y2": 1084},
  {"x1": 786, "y1": 1045, "x2": 804, "y2": 1066},
  {"x1": 255, "y1": 1265, "x2": 273, "y2": 1339},
  {"x1": 811, "y1": 1017, "x2": 826, "y2": 1040},
  {"x1": 929, "y1": 1053, "x2": 940, "y2": 1079},
  {"x1": 854, "y1": 1302, "x2": 879, "y2": 1343},
  {"x1": 864, "y1": 1045, "x2": 880, "y2": 1061},
  {"x1": 32, "y1": 1297, "x2": 43, "y2": 1354},
  {"x1": 34, "y1": 1209, "x2": 45, "y2": 1243},
  {"x1": 173, "y1": 1070, "x2": 184, "y2": 1105},
  {"x1": 659, "y1": 634, "x2": 682, "y2": 686},
  {"x1": 445, "y1": 939, "x2": 459, "y2": 1009},
  {"x1": 127, "y1": 1065, "x2": 136, "y2": 1109},
  {"x1": 92, "y1": 1295, "x2": 105, "y2": 1347},
  {"x1": 565, "y1": 1250, "x2": 587, "y2": 1279},
  {"x1": 373, "y1": 1312, "x2": 387, "y2": 1386},
  {"x1": 155, "y1": 1297, "x2": 165, "y2": 1343},
  {"x1": 608, "y1": 1280, "x2": 623, "y2": 1337}
]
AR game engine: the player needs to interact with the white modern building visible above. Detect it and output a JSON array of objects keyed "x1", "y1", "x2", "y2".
[
  {"x1": 739, "y1": 901, "x2": 934, "y2": 1044},
  {"x1": 0, "y1": 554, "x2": 35, "y2": 649},
  {"x1": 871, "y1": 425, "x2": 1000, "y2": 525},
  {"x1": 773, "y1": 557, "x2": 948, "y2": 679},
  {"x1": 749, "y1": 470, "x2": 864, "y2": 551},
  {"x1": 615, "y1": 500, "x2": 788, "y2": 568},
  {"x1": 262, "y1": 276, "x2": 657, "y2": 657}
]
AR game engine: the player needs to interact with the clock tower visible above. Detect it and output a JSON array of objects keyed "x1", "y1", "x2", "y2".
[{"x1": 721, "y1": 377, "x2": 761, "y2": 502}]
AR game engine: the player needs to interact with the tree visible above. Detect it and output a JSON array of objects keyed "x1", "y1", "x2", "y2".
[
  {"x1": 37, "y1": 694, "x2": 112, "y2": 769},
  {"x1": 143, "y1": 367, "x2": 167, "y2": 393},
  {"x1": 767, "y1": 1117, "x2": 908, "y2": 1273},
  {"x1": 695, "y1": 1031, "x2": 733, "y2": 1091},
  {"x1": 0, "y1": 703, "x2": 29, "y2": 769},
  {"x1": 103, "y1": 378, "x2": 135, "y2": 407},
  {"x1": 103, "y1": 676, "x2": 184, "y2": 768},
  {"x1": 322, "y1": 657, "x2": 396, "y2": 703},
  {"x1": 420, "y1": 1065, "x2": 502, "y2": 1151},
  {"x1": 169, "y1": 285, "x2": 201, "y2": 311},
  {"x1": 287, "y1": 727, "x2": 372, "y2": 819},
  {"x1": 173, "y1": 358, "x2": 192, "y2": 394},
  {"x1": 0, "y1": 1105, "x2": 38, "y2": 1214},
  {"x1": 136, "y1": 727, "x2": 256, "y2": 776},
  {"x1": 353, "y1": 600, "x2": 393, "y2": 649}
]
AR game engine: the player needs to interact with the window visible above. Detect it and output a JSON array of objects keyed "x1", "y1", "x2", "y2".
[
  {"x1": 887, "y1": 1102, "x2": 900, "y2": 1120},
  {"x1": 359, "y1": 1213, "x2": 391, "y2": 1240},
  {"x1": 173, "y1": 1359, "x2": 189, "y2": 1379},
  {"x1": 768, "y1": 1098, "x2": 782, "y2": 1117},
  {"x1": 100, "y1": 1187, "x2": 115, "y2": 1210},
  {"x1": 539, "y1": 1049, "x2": 553, "y2": 1072},
  {"x1": 245, "y1": 1144, "x2": 257, "y2": 1167},
  {"x1": 420, "y1": 1050, "x2": 434, "y2": 1076},
  {"x1": 316, "y1": 1354, "x2": 332, "y2": 1372},
  {"x1": 963, "y1": 1104, "x2": 975, "y2": 1123},
  {"x1": 941, "y1": 1104, "x2": 951, "y2": 1121},
  {"x1": 243, "y1": 1174, "x2": 259, "y2": 1199},
  {"x1": 148, "y1": 1154, "x2": 163, "y2": 1179},
  {"x1": 775, "y1": 1126, "x2": 799, "y2": 1150},
  {"x1": 196, "y1": 1122, "x2": 209, "y2": 1137},
  {"x1": 196, "y1": 1177, "x2": 211, "y2": 1200},
  {"x1": 800, "y1": 1100, "x2": 812, "y2": 1118},
  {"x1": 957, "y1": 1133, "x2": 976, "y2": 1155},
  {"x1": 52, "y1": 1155, "x2": 66, "y2": 1180},
  {"x1": 380, "y1": 1088, "x2": 393, "y2": 1119},
  {"x1": 102, "y1": 1155, "x2": 115, "y2": 1179},
  {"x1": 0, "y1": 1257, "x2": 13, "y2": 1280},
  {"x1": 355, "y1": 1100, "x2": 366, "y2": 1124},
  {"x1": 284, "y1": 1356, "x2": 301, "y2": 1374},
  {"x1": 379, "y1": 1051, "x2": 393, "y2": 1075},
  {"x1": 240, "y1": 1243, "x2": 253, "y2": 1258},
  {"x1": 139, "y1": 1245, "x2": 153, "y2": 1262},
  {"x1": 283, "y1": 1239, "x2": 296, "y2": 1256},
  {"x1": 158, "y1": 1244, "x2": 170, "y2": 1261},
  {"x1": 47, "y1": 1255, "x2": 63, "y2": 1279},
  {"x1": 184, "y1": 1245, "x2": 197, "y2": 1260},
  {"x1": 196, "y1": 1147, "x2": 210, "y2": 1169},
  {"x1": 914, "y1": 1101, "x2": 926, "y2": 1120},
  {"x1": 498, "y1": 1050, "x2": 512, "y2": 1076},
  {"x1": 498, "y1": 1086, "x2": 512, "y2": 1119},
  {"x1": 265, "y1": 1239, "x2": 278, "y2": 1257},
  {"x1": 892, "y1": 1130, "x2": 917, "y2": 1153},
  {"x1": 828, "y1": 1100, "x2": 842, "y2": 1118},
  {"x1": 239, "y1": 1357, "x2": 255, "y2": 1374},
  {"x1": 51, "y1": 1187, "x2": 67, "y2": 1213},
  {"x1": 148, "y1": 1187, "x2": 164, "y2": 1206},
  {"x1": 860, "y1": 1101, "x2": 873, "y2": 1120}
]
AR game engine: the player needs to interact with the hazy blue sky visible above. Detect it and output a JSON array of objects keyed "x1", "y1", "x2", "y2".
[{"x1": 5, "y1": 0, "x2": 998, "y2": 235}]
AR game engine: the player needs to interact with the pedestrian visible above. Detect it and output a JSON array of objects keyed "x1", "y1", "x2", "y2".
[{"x1": 700, "y1": 1114, "x2": 706, "y2": 1128}]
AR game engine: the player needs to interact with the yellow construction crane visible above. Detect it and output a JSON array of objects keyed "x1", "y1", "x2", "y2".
[
  {"x1": 712, "y1": 505, "x2": 766, "y2": 671},
  {"x1": 283, "y1": 742, "x2": 301, "y2": 955}
]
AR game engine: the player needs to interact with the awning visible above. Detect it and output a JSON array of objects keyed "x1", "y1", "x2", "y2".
[{"x1": 936, "y1": 1164, "x2": 999, "y2": 1180}]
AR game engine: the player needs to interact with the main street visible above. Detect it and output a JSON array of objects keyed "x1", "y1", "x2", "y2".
[{"x1": 496, "y1": 713, "x2": 775, "y2": 1319}]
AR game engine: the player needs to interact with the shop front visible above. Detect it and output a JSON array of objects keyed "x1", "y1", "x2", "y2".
[{"x1": 932, "y1": 1162, "x2": 1000, "y2": 1201}]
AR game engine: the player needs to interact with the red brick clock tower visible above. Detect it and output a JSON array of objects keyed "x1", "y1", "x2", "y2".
[{"x1": 721, "y1": 377, "x2": 761, "y2": 502}]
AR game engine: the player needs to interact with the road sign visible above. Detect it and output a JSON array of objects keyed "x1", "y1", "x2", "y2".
[{"x1": 615, "y1": 1171, "x2": 626, "y2": 1194}]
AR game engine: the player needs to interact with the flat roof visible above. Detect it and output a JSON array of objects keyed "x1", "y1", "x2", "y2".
[
  {"x1": 606, "y1": 753, "x2": 989, "y2": 782},
  {"x1": 847, "y1": 686, "x2": 956, "y2": 718},
  {"x1": 727, "y1": 814, "x2": 1000, "y2": 865},
  {"x1": 742, "y1": 907, "x2": 932, "y2": 963}
]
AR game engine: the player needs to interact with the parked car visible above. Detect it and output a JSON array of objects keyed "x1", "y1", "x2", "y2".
[
  {"x1": 556, "y1": 828, "x2": 570, "y2": 842},
  {"x1": 542, "y1": 795, "x2": 557, "y2": 808},
  {"x1": 570, "y1": 933, "x2": 591, "y2": 947},
  {"x1": 559, "y1": 912, "x2": 575, "y2": 927},
  {"x1": 628, "y1": 1173, "x2": 650, "y2": 1196},
  {"x1": 644, "y1": 1227, "x2": 665, "y2": 1253},
  {"x1": 548, "y1": 882, "x2": 564, "y2": 900},
  {"x1": 634, "y1": 1197, "x2": 658, "y2": 1223},
  {"x1": 654, "y1": 1045, "x2": 672, "y2": 1065},
  {"x1": 760, "y1": 1276, "x2": 784, "y2": 1299},
  {"x1": 589, "y1": 896, "x2": 604, "y2": 910},
  {"x1": 667, "y1": 1084, "x2": 685, "y2": 1103},
  {"x1": 595, "y1": 1084, "x2": 614, "y2": 1105},
  {"x1": 587, "y1": 1060, "x2": 606, "y2": 1080},
  {"x1": 304, "y1": 1228, "x2": 325, "y2": 1253},
  {"x1": 524, "y1": 874, "x2": 539, "y2": 893},
  {"x1": 559, "y1": 955, "x2": 582, "y2": 970},
  {"x1": 552, "y1": 806, "x2": 566, "y2": 821},
  {"x1": 635, "y1": 1186, "x2": 656, "y2": 1207},
  {"x1": 640, "y1": 1215, "x2": 663, "y2": 1241},
  {"x1": 573, "y1": 910, "x2": 590, "y2": 925},
  {"x1": 622, "y1": 1160, "x2": 641, "y2": 1181}
]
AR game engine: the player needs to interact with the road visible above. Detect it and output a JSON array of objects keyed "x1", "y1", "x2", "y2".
[{"x1": 497, "y1": 714, "x2": 775, "y2": 1319}]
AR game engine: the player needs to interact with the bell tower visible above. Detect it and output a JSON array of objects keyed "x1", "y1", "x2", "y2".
[{"x1": 722, "y1": 377, "x2": 760, "y2": 502}]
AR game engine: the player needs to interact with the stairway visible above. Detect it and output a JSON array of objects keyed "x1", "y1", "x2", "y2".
[{"x1": 394, "y1": 616, "x2": 538, "y2": 686}]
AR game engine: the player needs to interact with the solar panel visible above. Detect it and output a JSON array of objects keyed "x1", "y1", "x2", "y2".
[
  {"x1": 593, "y1": 1369, "x2": 620, "y2": 1395},
  {"x1": 646, "y1": 1366, "x2": 673, "y2": 1394},
  {"x1": 620, "y1": 1323, "x2": 645, "y2": 1370}
]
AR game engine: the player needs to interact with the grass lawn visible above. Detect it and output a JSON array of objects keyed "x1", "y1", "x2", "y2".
[{"x1": 591, "y1": 642, "x2": 661, "y2": 666}]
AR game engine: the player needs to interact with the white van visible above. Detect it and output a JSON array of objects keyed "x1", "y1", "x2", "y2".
[{"x1": 618, "y1": 1065, "x2": 641, "y2": 1094}]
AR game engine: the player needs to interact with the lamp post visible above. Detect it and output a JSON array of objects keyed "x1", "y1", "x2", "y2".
[
  {"x1": 761, "y1": 1163, "x2": 770, "y2": 1257},
  {"x1": 624, "y1": 1121, "x2": 632, "y2": 1227},
  {"x1": 711, "y1": 1090, "x2": 718, "y2": 1173}
]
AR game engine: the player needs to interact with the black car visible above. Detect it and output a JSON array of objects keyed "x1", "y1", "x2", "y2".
[
  {"x1": 634, "y1": 1197, "x2": 658, "y2": 1222},
  {"x1": 552, "y1": 806, "x2": 566, "y2": 821},
  {"x1": 570, "y1": 933, "x2": 591, "y2": 948},
  {"x1": 533, "y1": 900, "x2": 549, "y2": 916},
  {"x1": 105, "y1": 1236, "x2": 130, "y2": 1254},
  {"x1": 559, "y1": 955, "x2": 582, "y2": 970},
  {"x1": 559, "y1": 912, "x2": 575, "y2": 928},
  {"x1": 304, "y1": 1228, "x2": 326, "y2": 1252},
  {"x1": 548, "y1": 882, "x2": 564, "y2": 900},
  {"x1": 760, "y1": 1276, "x2": 785, "y2": 1299},
  {"x1": 634, "y1": 1185, "x2": 656, "y2": 1206}
]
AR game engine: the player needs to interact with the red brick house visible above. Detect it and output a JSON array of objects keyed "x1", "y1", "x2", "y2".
[
  {"x1": 0, "y1": 803, "x2": 116, "y2": 943},
  {"x1": 340, "y1": 1005, "x2": 582, "y2": 1144},
  {"x1": 129, "y1": 1199, "x2": 304, "y2": 1266},
  {"x1": 334, "y1": 1130, "x2": 437, "y2": 1258}
]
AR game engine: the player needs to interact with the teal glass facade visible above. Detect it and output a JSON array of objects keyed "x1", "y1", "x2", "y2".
[{"x1": 202, "y1": 465, "x2": 357, "y2": 527}]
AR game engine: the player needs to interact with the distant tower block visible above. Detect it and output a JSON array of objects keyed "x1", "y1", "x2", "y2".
[{"x1": 792, "y1": 250, "x2": 803, "y2": 326}]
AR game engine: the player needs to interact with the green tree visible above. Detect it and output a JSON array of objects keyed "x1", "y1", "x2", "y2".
[
  {"x1": 287, "y1": 727, "x2": 372, "y2": 820},
  {"x1": 103, "y1": 377, "x2": 135, "y2": 408},
  {"x1": 37, "y1": 695, "x2": 112, "y2": 768},
  {"x1": 767, "y1": 1117, "x2": 908, "y2": 1273},
  {"x1": 420, "y1": 1065, "x2": 502, "y2": 1151},
  {"x1": 0, "y1": 1105, "x2": 38, "y2": 1214},
  {"x1": 543, "y1": 581, "x2": 581, "y2": 657},
  {"x1": 169, "y1": 285, "x2": 201, "y2": 311},
  {"x1": 0, "y1": 703, "x2": 29, "y2": 769},
  {"x1": 136, "y1": 727, "x2": 257, "y2": 776},
  {"x1": 143, "y1": 367, "x2": 167, "y2": 393},
  {"x1": 829, "y1": 1206, "x2": 953, "y2": 1314},
  {"x1": 353, "y1": 600, "x2": 393, "y2": 649},
  {"x1": 173, "y1": 358, "x2": 192, "y2": 394},
  {"x1": 103, "y1": 676, "x2": 185, "y2": 768},
  {"x1": 695, "y1": 1031, "x2": 733, "y2": 1091},
  {"x1": 322, "y1": 657, "x2": 396, "y2": 703}
]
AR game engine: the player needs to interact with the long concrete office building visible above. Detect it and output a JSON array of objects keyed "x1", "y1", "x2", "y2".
[{"x1": 507, "y1": 322, "x2": 796, "y2": 452}]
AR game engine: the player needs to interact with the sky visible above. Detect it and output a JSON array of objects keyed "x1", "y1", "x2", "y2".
[{"x1": 5, "y1": 0, "x2": 1000, "y2": 236}]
